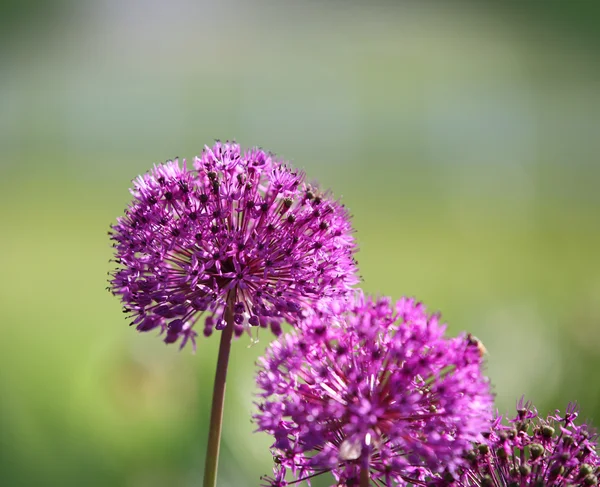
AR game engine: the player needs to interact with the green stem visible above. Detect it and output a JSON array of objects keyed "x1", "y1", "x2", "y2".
[
  {"x1": 203, "y1": 294, "x2": 235, "y2": 487},
  {"x1": 360, "y1": 464, "x2": 370, "y2": 487}
]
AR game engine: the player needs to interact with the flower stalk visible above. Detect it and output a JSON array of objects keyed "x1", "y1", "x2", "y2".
[
  {"x1": 203, "y1": 292, "x2": 236, "y2": 487},
  {"x1": 360, "y1": 463, "x2": 370, "y2": 487}
]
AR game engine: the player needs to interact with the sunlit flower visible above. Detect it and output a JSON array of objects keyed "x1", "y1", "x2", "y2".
[
  {"x1": 428, "y1": 398, "x2": 599, "y2": 487},
  {"x1": 254, "y1": 293, "x2": 493, "y2": 486},
  {"x1": 109, "y1": 142, "x2": 358, "y2": 349}
]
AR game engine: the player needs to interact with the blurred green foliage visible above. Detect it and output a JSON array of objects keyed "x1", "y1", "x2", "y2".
[{"x1": 1, "y1": 1, "x2": 599, "y2": 486}]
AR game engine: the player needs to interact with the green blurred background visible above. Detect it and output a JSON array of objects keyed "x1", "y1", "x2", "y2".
[{"x1": 1, "y1": 1, "x2": 599, "y2": 485}]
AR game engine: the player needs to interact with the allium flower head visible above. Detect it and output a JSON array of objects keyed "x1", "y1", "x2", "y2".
[
  {"x1": 254, "y1": 293, "x2": 493, "y2": 486},
  {"x1": 109, "y1": 142, "x2": 358, "y2": 350},
  {"x1": 429, "y1": 398, "x2": 600, "y2": 487}
]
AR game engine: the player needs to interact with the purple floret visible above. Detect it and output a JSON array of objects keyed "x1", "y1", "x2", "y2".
[
  {"x1": 254, "y1": 293, "x2": 494, "y2": 486},
  {"x1": 109, "y1": 142, "x2": 358, "y2": 350},
  {"x1": 428, "y1": 398, "x2": 600, "y2": 487}
]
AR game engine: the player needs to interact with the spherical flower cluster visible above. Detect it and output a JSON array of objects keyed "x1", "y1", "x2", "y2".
[
  {"x1": 254, "y1": 294, "x2": 494, "y2": 486},
  {"x1": 428, "y1": 398, "x2": 599, "y2": 487},
  {"x1": 109, "y1": 142, "x2": 358, "y2": 350}
]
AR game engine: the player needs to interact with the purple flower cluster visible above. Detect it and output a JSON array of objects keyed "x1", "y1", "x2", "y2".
[
  {"x1": 109, "y1": 142, "x2": 358, "y2": 349},
  {"x1": 108, "y1": 142, "x2": 598, "y2": 487},
  {"x1": 428, "y1": 398, "x2": 599, "y2": 487},
  {"x1": 254, "y1": 294, "x2": 494, "y2": 486}
]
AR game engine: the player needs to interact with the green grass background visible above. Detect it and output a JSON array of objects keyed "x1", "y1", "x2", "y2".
[{"x1": 1, "y1": 2, "x2": 599, "y2": 485}]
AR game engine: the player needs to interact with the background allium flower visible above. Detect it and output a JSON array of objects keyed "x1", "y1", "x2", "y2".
[
  {"x1": 428, "y1": 398, "x2": 600, "y2": 487},
  {"x1": 254, "y1": 294, "x2": 493, "y2": 486},
  {"x1": 109, "y1": 142, "x2": 358, "y2": 349}
]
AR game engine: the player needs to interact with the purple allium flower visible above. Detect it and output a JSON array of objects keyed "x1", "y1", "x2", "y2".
[
  {"x1": 254, "y1": 293, "x2": 494, "y2": 486},
  {"x1": 428, "y1": 398, "x2": 600, "y2": 487},
  {"x1": 109, "y1": 142, "x2": 358, "y2": 350}
]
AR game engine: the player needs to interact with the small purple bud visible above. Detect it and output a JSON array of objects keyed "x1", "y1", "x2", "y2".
[
  {"x1": 137, "y1": 316, "x2": 160, "y2": 332},
  {"x1": 168, "y1": 293, "x2": 187, "y2": 304},
  {"x1": 270, "y1": 321, "x2": 282, "y2": 336},
  {"x1": 168, "y1": 319, "x2": 184, "y2": 334},
  {"x1": 151, "y1": 292, "x2": 168, "y2": 303},
  {"x1": 192, "y1": 296, "x2": 210, "y2": 311},
  {"x1": 171, "y1": 304, "x2": 188, "y2": 316},
  {"x1": 138, "y1": 280, "x2": 157, "y2": 292},
  {"x1": 164, "y1": 332, "x2": 179, "y2": 344},
  {"x1": 136, "y1": 294, "x2": 152, "y2": 306},
  {"x1": 154, "y1": 304, "x2": 174, "y2": 318}
]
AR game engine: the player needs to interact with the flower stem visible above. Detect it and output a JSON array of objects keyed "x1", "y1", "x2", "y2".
[
  {"x1": 360, "y1": 465, "x2": 370, "y2": 487},
  {"x1": 203, "y1": 294, "x2": 235, "y2": 487}
]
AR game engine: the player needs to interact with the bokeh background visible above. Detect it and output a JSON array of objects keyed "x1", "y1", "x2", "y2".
[{"x1": 1, "y1": 1, "x2": 599, "y2": 485}]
